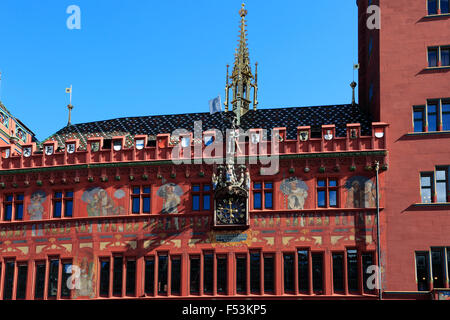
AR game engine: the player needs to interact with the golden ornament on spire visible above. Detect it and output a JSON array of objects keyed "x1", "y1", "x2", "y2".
[{"x1": 224, "y1": 2, "x2": 259, "y2": 125}]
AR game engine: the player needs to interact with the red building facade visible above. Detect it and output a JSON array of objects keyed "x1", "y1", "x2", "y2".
[
  {"x1": 358, "y1": 0, "x2": 450, "y2": 300},
  {"x1": 1, "y1": 1, "x2": 447, "y2": 301},
  {"x1": 0, "y1": 102, "x2": 35, "y2": 156}
]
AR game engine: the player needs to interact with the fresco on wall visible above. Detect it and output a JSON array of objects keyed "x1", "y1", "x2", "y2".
[
  {"x1": 280, "y1": 177, "x2": 309, "y2": 210},
  {"x1": 0, "y1": 111, "x2": 9, "y2": 127},
  {"x1": 82, "y1": 187, "x2": 125, "y2": 216},
  {"x1": 157, "y1": 183, "x2": 183, "y2": 214},
  {"x1": 345, "y1": 176, "x2": 377, "y2": 208},
  {"x1": 28, "y1": 191, "x2": 46, "y2": 220},
  {"x1": 74, "y1": 247, "x2": 96, "y2": 299},
  {"x1": 15, "y1": 127, "x2": 26, "y2": 142}
]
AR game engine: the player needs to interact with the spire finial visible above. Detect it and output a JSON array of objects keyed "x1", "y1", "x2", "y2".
[
  {"x1": 350, "y1": 81, "x2": 357, "y2": 106},
  {"x1": 67, "y1": 104, "x2": 74, "y2": 126},
  {"x1": 226, "y1": 3, "x2": 258, "y2": 121},
  {"x1": 65, "y1": 85, "x2": 74, "y2": 126},
  {"x1": 239, "y1": 3, "x2": 247, "y2": 17}
]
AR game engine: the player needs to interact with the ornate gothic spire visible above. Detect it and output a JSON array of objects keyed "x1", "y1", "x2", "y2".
[{"x1": 224, "y1": 3, "x2": 258, "y2": 125}]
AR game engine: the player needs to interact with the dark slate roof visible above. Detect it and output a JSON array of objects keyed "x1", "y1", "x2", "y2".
[{"x1": 44, "y1": 104, "x2": 372, "y2": 150}]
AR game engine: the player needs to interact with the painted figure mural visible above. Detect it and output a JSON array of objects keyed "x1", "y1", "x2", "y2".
[
  {"x1": 28, "y1": 190, "x2": 46, "y2": 220},
  {"x1": 82, "y1": 187, "x2": 125, "y2": 216},
  {"x1": 74, "y1": 247, "x2": 96, "y2": 299},
  {"x1": 280, "y1": 177, "x2": 309, "y2": 210},
  {"x1": 157, "y1": 183, "x2": 183, "y2": 214},
  {"x1": 0, "y1": 111, "x2": 8, "y2": 127},
  {"x1": 345, "y1": 176, "x2": 377, "y2": 208}
]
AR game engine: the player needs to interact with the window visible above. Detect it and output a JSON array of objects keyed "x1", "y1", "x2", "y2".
[
  {"x1": 112, "y1": 256, "x2": 123, "y2": 296},
  {"x1": 47, "y1": 259, "x2": 60, "y2": 298},
  {"x1": 416, "y1": 252, "x2": 430, "y2": 291},
  {"x1": 53, "y1": 191, "x2": 73, "y2": 218},
  {"x1": 34, "y1": 262, "x2": 46, "y2": 299},
  {"x1": 413, "y1": 107, "x2": 425, "y2": 133},
  {"x1": 3, "y1": 261, "x2": 15, "y2": 300},
  {"x1": 158, "y1": 254, "x2": 168, "y2": 295},
  {"x1": 298, "y1": 250, "x2": 309, "y2": 293},
  {"x1": 416, "y1": 248, "x2": 450, "y2": 291},
  {"x1": 420, "y1": 167, "x2": 449, "y2": 203},
  {"x1": 413, "y1": 100, "x2": 450, "y2": 133},
  {"x1": 420, "y1": 173, "x2": 434, "y2": 203},
  {"x1": 428, "y1": 46, "x2": 450, "y2": 67},
  {"x1": 144, "y1": 257, "x2": 155, "y2": 296},
  {"x1": 250, "y1": 252, "x2": 261, "y2": 294},
  {"x1": 263, "y1": 255, "x2": 275, "y2": 294},
  {"x1": 428, "y1": 0, "x2": 438, "y2": 14},
  {"x1": 429, "y1": 0, "x2": 450, "y2": 14},
  {"x1": 362, "y1": 252, "x2": 375, "y2": 293},
  {"x1": 3, "y1": 195, "x2": 13, "y2": 221},
  {"x1": 171, "y1": 256, "x2": 181, "y2": 295},
  {"x1": 61, "y1": 261, "x2": 72, "y2": 298},
  {"x1": 428, "y1": 47, "x2": 439, "y2": 67},
  {"x1": 99, "y1": 259, "x2": 110, "y2": 297},
  {"x1": 443, "y1": 101, "x2": 450, "y2": 131},
  {"x1": 217, "y1": 256, "x2": 228, "y2": 294},
  {"x1": 126, "y1": 259, "x2": 136, "y2": 296},
  {"x1": 428, "y1": 103, "x2": 438, "y2": 132},
  {"x1": 203, "y1": 253, "x2": 214, "y2": 294},
  {"x1": 442, "y1": 0, "x2": 450, "y2": 13},
  {"x1": 332, "y1": 253, "x2": 345, "y2": 293},
  {"x1": 236, "y1": 255, "x2": 247, "y2": 294},
  {"x1": 192, "y1": 184, "x2": 212, "y2": 211},
  {"x1": 317, "y1": 179, "x2": 338, "y2": 208},
  {"x1": 347, "y1": 249, "x2": 359, "y2": 293},
  {"x1": 442, "y1": 47, "x2": 450, "y2": 66},
  {"x1": 448, "y1": 248, "x2": 450, "y2": 281},
  {"x1": 3, "y1": 194, "x2": 24, "y2": 221},
  {"x1": 283, "y1": 253, "x2": 295, "y2": 293},
  {"x1": 131, "y1": 186, "x2": 151, "y2": 214},
  {"x1": 190, "y1": 256, "x2": 200, "y2": 295},
  {"x1": 15, "y1": 194, "x2": 24, "y2": 220},
  {"x1": 436, "y1": 167, "x2": 449, "y2": 203},
  {"x1": 312, "y1": 253, "x2": 324, "y2": 293},
  {"x1": 369, "y1": 83, "x2": 374, "y2": 102},
  {"x1": 253, "y1": 182, "x2": 273, "y2": 209},
  {"x1": 431, "y1": 248, "x2": 445, "y2": 288}
]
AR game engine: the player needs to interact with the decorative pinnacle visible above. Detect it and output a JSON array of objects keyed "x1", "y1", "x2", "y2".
[{"x1": 239, "y1": 3, "x2": 247, "y2": 17}]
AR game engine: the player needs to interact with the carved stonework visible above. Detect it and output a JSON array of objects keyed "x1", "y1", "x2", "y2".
[{"x1": 212, "y1": 163, "x2": 250, "y2": 229}]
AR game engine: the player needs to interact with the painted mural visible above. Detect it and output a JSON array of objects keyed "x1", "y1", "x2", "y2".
[
  {"x1": 280, "y1": 177, "x2": 308, "y2": 210},
  {"x1": 82, "y1": 187, "x2": 125, "y2": 216},
  {"x1": 0, "y1": 110, "x2": 9, "y2": 127},
  {"x1": 345, "y1": 176, "x2": 377, "y2": 208},
  {"x1": 28, "y1": 190, "x2": 47, "y2": 220},
  {"x1": 157, "y1": 183, "x2": 183, "y2": 214},
  {"x1": 74, "y1": 247, "x2": 96, "y2": 299}
]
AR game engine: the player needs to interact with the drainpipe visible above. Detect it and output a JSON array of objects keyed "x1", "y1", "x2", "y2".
[{"x1": 375, "y1": 161, "x2": 382, "y2": 300}]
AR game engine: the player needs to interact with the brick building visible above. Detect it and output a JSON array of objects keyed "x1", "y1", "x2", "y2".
[{"x1": 0, "y1": 1, "x2": 447, "y2": 301}]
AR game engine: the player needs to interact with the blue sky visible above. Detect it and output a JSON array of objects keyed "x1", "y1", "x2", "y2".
[{"x1": 0, "y1": 0, "x2": 359, "y2": 141}]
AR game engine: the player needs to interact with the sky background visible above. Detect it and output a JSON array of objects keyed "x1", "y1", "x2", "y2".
[{"x1": 0, "y1": 0, "x2": 359, "y2": 141}]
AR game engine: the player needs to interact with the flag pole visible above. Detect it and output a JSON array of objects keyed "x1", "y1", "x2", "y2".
[
  {"x1": 67, "y1": 85, "x2": 74, "y2": 126},
  {"x1": 375, "y1": 160, "x2": 382, "y2": 300}
]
